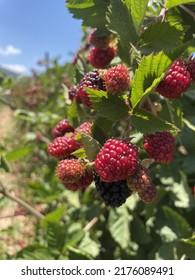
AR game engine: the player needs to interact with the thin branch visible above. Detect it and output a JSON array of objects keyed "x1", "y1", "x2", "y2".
[
  {"x1": 179, "y1": 5, "x2": 195, "y2": 21},
  {"x1": 83, "y1": 217, "x2": 98, "y2": 232},
  {"x1": 0, "y1": 180, "x2": 44, "y2": 220}
]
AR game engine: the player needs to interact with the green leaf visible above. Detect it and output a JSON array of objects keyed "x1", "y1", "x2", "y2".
[
  {"x1": 162, "y1": 206, "x2": 192, "y2": 239},
  {"x1": 92, "y1": 117, "x2": 114, "y2": 144},
  {"x1": 16, "y1": 245, "x2": 54, "y2": 260},
  {"x1": 78, "y1": 232, "x2": 100, "y2": 258},
  {"x1": 131, "y1": 213, "x2": 152, "y2": 244},
  {"x1": 41, "y1": 207, "x2": 65, "y2": 228},
  {"x1": 47, "y1": 223, "x2": 66, "y2": 254},
  {"x1": 71, "y1": 148, "x2": 87, "y2": 159},
  {"x1": 131, "y1": 52, "x2": 172, "y2": 108},
  {"x1": 106, "y1": 0, "x2": 138, "y2": 63},
  {"x1": 86, "y1": 88, "x2": 129, "y2": 121},
  {"x1": 178, "y1": 238, "x2": 195, "y2": 259},
  {"x1": 6, "y1": 146, "x2": 34, "y2": 162},
  {"x1": 108, "y1": 205, "x2": 132, "y2": 249},
  {"x1": 81, "y1": 133, "x2": 102, "y2": 161},
  {"x1": 66, "y1": 0, "x2": 109, "y2": 31},
  {"x1": 0, "y1": 156, "x2": 11, "y2": 172},
  {"x1": 131, "y1": 110, "x2": 179, "y2": 134},
  {"x1": 168, "y1": 172, "x2": 195, "y2": 209},
  {"x1": 68, "y1": 100, "x2": 79, "y2": 128},
  {"x1": 63, "y1": 223, "x2": 84, "y2": 250},
  {"x1": 141, "y1": 22, "x2": 185, "y2": 54},
  {"x1": 130, "y1": 0, "x2": 149, "y2": 32},
  {"x1": 66, "y1": 0, "x2": 95, "y2": 9},
  {"x1": 166, "y1": 0, "x2": 195, "y2": 9}
]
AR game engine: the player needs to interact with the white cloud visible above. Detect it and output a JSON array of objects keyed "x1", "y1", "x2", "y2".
[
  {"x1": 1, "y1": 64, "x2": 28, "y2": 74},
  {"x1": 0, "y1": 44, "x2": 22, "y2": 56}
]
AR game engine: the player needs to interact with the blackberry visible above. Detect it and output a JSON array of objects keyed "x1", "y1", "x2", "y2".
[
  {"x1": 78, "y1": 70, "x2": 105, "y2": 108},
  {"x1": 87, "y1": 46, "x2": 116, "y2": 69},
  {"x1": 52, "y1": 119, "x2": 74, "y2": 138},
  {"x1": 143, "y1": 131, "x2": 175, "y2": 163},
  {"x1": 103, "y1": 64, "x2": 130, "y2": 94},
  {"x1": 94, "y1": 138, "x2": 139, "y2": 182},
  {"x1": 156, "y1": 59, "x2": 191, "y2": 99},
  {"x1": 94, "y1": 175, "x2": 132, "y2": 207},
  {"x1": 88, "y1": 29, "x2": 112, "y2": 50}
]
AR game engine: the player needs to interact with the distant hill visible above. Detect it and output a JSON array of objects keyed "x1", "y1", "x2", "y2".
[{"x1": 0, "y1": 66, "x2": 19, "y2": 78}]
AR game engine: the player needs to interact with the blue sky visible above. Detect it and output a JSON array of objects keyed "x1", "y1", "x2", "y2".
[{"x1": 0, "y1": 0, "x2": 82, "y2": 74}]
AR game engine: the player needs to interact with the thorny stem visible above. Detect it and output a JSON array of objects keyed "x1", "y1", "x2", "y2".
[
  {"x1": 123, "y1": 117, "x2": 132, "y2": 138},
  {"x1": 179, "y1": 5, "x2": 195, "y2": 21},
  {"x1": 146, "y1": 97, "x2": 158, "y2": 117},
  {"x1": 0, "y1": 180, "x2": 44, "y2": 220}
]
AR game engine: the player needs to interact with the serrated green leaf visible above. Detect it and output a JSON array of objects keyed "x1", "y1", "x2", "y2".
[
  {"x1": 106, "y1": 0, "x2": 138, "y2": 64},
  {"x1": 47, "y1": 223, "x2": 66, "y2": 254},
  {"x1": 131, "y1": 52, "x2": 172, "y2": 108},
  {"x1": 141, "y1": 22, "x2": 185, "y2": 54},
  {"x1": 166, "y1": 0, "x2": 195, "y2": 9},
  {"x1": 86, "y1": 88, "x2": 129, "y2": 121},
  {"x1": 66, "y1": 0, "x2": 109, "y2": 31},
  {"x1": 6, "y1": 146, "x2": 34, "y2": 162},
  {"x1": 131, "y1": 110, "x2": 179, "y2": 134},
  {"x1": 108, "y1": 205, "x2": 132, "y2": 249},
  {"x1": 130, "y1": 0, "x2": 149, "y2": 32},
  {"x1": 66, "y1": 0, "x2": 95, "y2": 9},
  {"x1": 162, "y1": 206, "x2": 192, "y2": 238},
  {"x1": 81, "y1": 133, "x2": 101, "y2": 161}
]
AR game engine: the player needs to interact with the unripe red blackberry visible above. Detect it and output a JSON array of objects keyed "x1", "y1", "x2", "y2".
[
  {"x1": 95, "y1": 138, "x2": 139, "y2": 182},
  {"x1": 138, "y1": 184, "x2": 157, "y2": 204},
  {"x1": 56, "y1": 159, "x2": 93, "y2": 191},
  {"x1": 88, "y1": 29, "x2": 113, "y2": 50},
  {"x1": 56, "y1": 159, "x2": 85, "y2": 184},
  {"x1": 186, "y1": 56, "x2": 195, "y2": 83},
  {"x1": 87, "y1": 46, "x2": 116, "y2": 69},
  {"x1": 75, "y1": 121, "x2": 92, "y2": 136},
  {"x1": 52, "y1": 119, "x2": 74, "y2": 138},
  {"x1": 143, "y1": 131, "x2": 175, "y2": 163},
  {"x1": 63, "y1": 171, "x2": 93, "y2": 191},
  {"x1": 94, "y1": 174, "x2": 132, "y2": 207},
  {"x1": 78, "y1": 70, "x2": 105, "y2": 108},
  {"x1": 103, "y1": 64, "x2": 130, "y2": 94},
  {"x1": 48, "y1": 136, "x2": 78, "y2": 159},
  {"x1": 68, "y1": 86, "x2": 82, "y2": 104},
  {"x1": 156, "y1": 59, "x2": 191, "y2": 99},
  {"x1": 127, "y1": 164, "x2": 153, "y2": 193}
]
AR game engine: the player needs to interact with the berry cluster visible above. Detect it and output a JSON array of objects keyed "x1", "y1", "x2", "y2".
[
  {"x1": 46, "y1": 28, "x2": 192, "y2": 209},
  {"x1": 48, "y1": 120, "x2": 93, "y2": 192}
]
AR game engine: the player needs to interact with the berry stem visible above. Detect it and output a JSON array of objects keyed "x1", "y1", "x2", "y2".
[{"x1": 0, "y1": 179, "x2": 44, "y2": 220}]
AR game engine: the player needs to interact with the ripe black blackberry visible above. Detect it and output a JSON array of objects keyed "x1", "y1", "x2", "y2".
[{"x1": 94, "y1": 175, "x2": 132, "y2": 207}]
